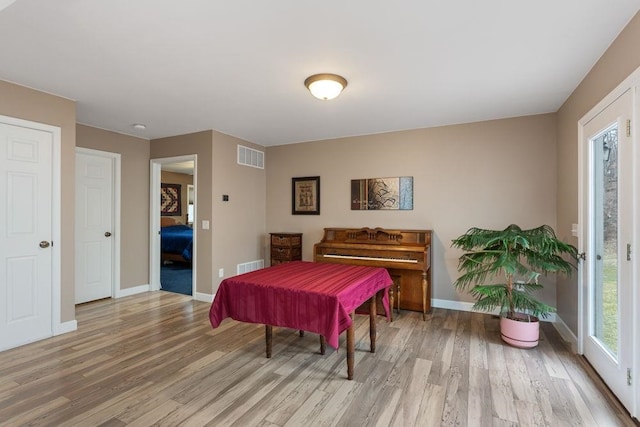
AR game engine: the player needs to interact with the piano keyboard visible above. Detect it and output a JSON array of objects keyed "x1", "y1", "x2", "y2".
[{"x1": 322, "y1": 254, "x2": 418, "y2": 263}]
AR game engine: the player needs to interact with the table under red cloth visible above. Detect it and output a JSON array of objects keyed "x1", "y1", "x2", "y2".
[{"x1": 209, "y1": 261, "x2": 393, "y2": 348}]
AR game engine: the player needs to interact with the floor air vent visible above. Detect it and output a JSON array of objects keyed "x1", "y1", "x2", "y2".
[
  {"x1": 237, "y1": 259, "x2": 264, "y2": 275},
  {"x1": 237, "y1": 145, "x2": 264, "y2": 169}
]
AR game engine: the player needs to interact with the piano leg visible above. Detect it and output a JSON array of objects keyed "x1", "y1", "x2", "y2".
[
  {"x1": 422, "y1": 271, "x2": 427, "y2": 321},
  {"x1": 388, "y1": 285, "x2": 394, "y2": 322},
  {"x1": 389, "y1": 275, "x2": 401, "y2": 320},
  {"x1": 396, "y1": 278, "x2": 401, "y2": 317}
]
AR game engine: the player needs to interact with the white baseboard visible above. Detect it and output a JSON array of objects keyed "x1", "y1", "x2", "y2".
[
  {"x1": 53, "y1": 320, "x2": 77, "y2": 336},
  {"x1": 115, "y1": 284, "x2": 150, "y2": 298},
  {"x1": 432, "y1": 298, "x2": 556, "y2": 323},
  {"x1": 432, "y1": 298, "x2": 476, "y2": 312},
  {"x1": 195, "y1": 292, "x2": 214, "y2": 303},
  {"x1": 552, "y1": 314, "x2": 578, "y2": 353}
]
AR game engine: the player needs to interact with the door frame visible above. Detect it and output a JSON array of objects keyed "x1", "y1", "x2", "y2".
[
  {"x1": 0, "y1": 114, "x2": 63, "y2": 335},
  {"x1": 149, "y1": 155, "x2": 197, "y2": 296},
  {"x1": 75, "y1": 147, "x2": 121, "y2": 299},
  {"x1": 578, "y1": 66, "x2": 640, "y2": 418}
]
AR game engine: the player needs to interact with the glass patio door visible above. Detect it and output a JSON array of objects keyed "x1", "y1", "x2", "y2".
[{"x1": 581, "y1": 89, "x2": 634, "y2": 413}]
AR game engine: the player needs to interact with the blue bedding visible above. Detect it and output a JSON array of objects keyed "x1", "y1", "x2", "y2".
[{"x1": 161, "y1": 225, "x2": 193, "y2": 261}]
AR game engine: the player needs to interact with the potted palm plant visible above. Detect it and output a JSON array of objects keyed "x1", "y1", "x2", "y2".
[{"x1": 451, "y1": 224, "x2": 577, "y2": 348}]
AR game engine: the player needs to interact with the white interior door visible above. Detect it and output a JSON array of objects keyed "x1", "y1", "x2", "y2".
[
  {"x1": 0, "y1": 122, "x2": 53, "y2": 350},
  {"x1": 75, "y1": 151, "x2": 114, "y2": 303},
  {"x1": 581, "y1": 89, "x2": 634, "y2": 413}
]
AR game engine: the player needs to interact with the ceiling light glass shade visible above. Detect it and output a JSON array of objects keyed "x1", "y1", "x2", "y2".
[
  {"x1": 304, "y1": 73, "x2": 347, "y2": 100},
  {"x1": 0, "y1": 0, "x2": 17, "y2": 12}
]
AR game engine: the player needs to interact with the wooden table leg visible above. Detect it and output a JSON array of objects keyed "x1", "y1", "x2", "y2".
[
  {"x1": 319, "y1": 335, "x2": 326, "y2": 355},
  {"x1": 265, "y1": 325, "x2": 272, "y2": 358},
  {"x1": 369, "y1": 294, "x2": 377, "y2": 353},
  {"x1": 347, "y1": 314, "x2": 355, "y2": 380}
]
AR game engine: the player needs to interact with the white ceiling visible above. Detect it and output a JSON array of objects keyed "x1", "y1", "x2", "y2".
[
  {"x1": 162, "y1": 161, "x2": 194, "y2": 176},
  {"x1": 1, "y1": 1, "x2": 639, "y2": 147}
]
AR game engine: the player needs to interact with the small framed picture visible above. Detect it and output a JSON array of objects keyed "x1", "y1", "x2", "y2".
[
  {"x1": 161, "y1": 183, "x2": 182, "y2": 216},
  {"x1": 292, "y1": 176, "x2": 320, "y2": 215}
]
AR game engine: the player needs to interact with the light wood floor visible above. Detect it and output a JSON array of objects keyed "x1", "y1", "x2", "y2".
[{"x1": 0, "y1": 291, "x2": 636, "y2": 426}]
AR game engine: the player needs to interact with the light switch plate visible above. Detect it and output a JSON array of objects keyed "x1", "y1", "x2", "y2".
[{"x1": 202, "y1": 220, "x2": 210, "y2": 230}]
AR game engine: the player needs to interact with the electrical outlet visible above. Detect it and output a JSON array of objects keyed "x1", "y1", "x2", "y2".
[{"x1": 218, "y1": 268, "x2": 224, "y2": 278}]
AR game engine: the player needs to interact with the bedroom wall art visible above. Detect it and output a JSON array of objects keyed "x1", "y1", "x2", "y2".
[
  {"x1": 351, "y1": 176, "x2": 413, "y2": 210},
  {"x1": 292, "y1": 176, "x2": 320, "y2": 215},
  {"x1": 161, "y1": 183, "x2": 182, "y2": 216}
]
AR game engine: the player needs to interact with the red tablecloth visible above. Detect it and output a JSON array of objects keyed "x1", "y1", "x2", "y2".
[{"x1": 209, "y1": 261, "x2": 393, "y2": 348}]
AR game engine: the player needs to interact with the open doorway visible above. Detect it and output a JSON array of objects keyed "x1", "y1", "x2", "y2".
[{"x1": 150, "y1": 155, "x2": 197, "y2": 297}]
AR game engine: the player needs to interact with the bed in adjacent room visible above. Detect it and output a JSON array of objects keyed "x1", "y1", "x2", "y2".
[{"x1": 160, "y1": 217, "x2": 193, "y2": 264}]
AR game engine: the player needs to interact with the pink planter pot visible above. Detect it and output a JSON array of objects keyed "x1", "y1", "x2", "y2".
[{"x1": 500, "y1": 314, "x2": 540, "y2": 348}]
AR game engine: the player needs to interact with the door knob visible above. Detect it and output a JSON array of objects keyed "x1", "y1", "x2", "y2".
[
  {"x1": 39, "y1": 241, "x2": 50, "y2": 248},
  {"x1": 105, "y1": 232, "x2": 112, "y2": 237}
]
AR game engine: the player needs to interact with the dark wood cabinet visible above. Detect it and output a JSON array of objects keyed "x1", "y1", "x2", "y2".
[{"x1": 270, "y1": 233, "x2": 302, "y2": 265}]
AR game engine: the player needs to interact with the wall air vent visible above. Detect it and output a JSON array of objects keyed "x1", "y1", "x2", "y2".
[
  {"x1": 237, "y1": 259, "x2": 264, "y2": 275},
  {"x1": 237, "y1": 145, "x2": 264, "y2": 169}
]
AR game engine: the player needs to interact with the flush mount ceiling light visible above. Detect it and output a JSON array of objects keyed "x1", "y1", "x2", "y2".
[
  {"x1": 132, "y1": 123, "x2": 146, "y2": 130},
  {"x1": 0, "y1": 0, "x2": 17, "y2": 12},
  {"x1": 304, "y1": 73, "x2": 347, "y2": 100}
]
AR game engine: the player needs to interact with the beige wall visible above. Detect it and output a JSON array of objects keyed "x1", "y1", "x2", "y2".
[
  {"x1": 151, "y1": 131, "x2": 266, "y2": 295},
  {"x1": 76, "y1": 124, "x2": 151, "y2": 290},
  {"x1": 211, "y1": 131, "x2": 267, "y2": 291},
  {"x1": 161, "y1": 171, "x2": 193, "y2": 225},
  {"x1": 267, "y1": 114, "x2": 558, "y2": 305},
  {"x1": 556, "y1": 12, "x2": 640, "y2": 334},
  {"x1": 0, "y1": 80, "x2": 77, "y2": 323}
]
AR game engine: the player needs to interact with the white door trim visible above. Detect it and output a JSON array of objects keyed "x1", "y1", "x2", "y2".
[
  {"x1": 0, "y1": 114, "x2": 64, "y2": 335},
  {"x1": 578, "y1": 65, "x2": 640, "y2": 419},
  {"x1": 75, "y1": 147, "x2": 121, "y2": 299},
  {"x1": 150, "y1": 155, "x2": 197, "y2": 296}
]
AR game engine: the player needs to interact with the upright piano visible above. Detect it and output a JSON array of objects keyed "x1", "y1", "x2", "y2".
[{"x1": 314, "y1": 227, "x2": 432, "y2": 319}]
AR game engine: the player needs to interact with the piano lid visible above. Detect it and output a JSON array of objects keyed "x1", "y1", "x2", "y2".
[{"x1": 318, "y1": 227, "x2": 431, "y2": 246}]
